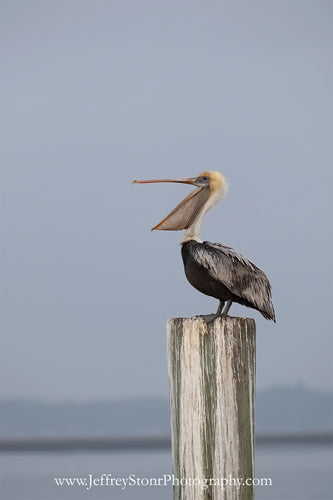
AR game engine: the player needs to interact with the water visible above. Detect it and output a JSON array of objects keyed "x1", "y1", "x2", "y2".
[{"x1": 0, "y1": 444, "x2": 332, "y2": 499}]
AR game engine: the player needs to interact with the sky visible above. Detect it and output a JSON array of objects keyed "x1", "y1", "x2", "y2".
[{"x1": 1, "y1": 0, "x2": 332, "y2": 401}]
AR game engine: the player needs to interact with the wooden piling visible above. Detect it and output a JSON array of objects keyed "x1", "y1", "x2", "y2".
[{"x1": 167, "y1": 315, "x2": 256, "y2": 500}]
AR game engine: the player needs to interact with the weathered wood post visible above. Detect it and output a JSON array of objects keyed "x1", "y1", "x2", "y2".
[{"x1": 167, "y1": 315, "x2": 256, "y2": 500}]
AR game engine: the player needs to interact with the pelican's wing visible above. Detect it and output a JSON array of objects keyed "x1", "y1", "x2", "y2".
[
  {"x1": 152, "y1": 187, "x2": 210, "y2": 231},
  {"x1": 196, "y1": 242, "x2": 276, "y2": 321}
]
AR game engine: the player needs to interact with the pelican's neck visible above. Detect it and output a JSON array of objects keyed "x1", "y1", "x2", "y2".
[
  {"x1": 182, "y1": 184, "x2": 224, "y2": 243},
  {"x1": 182, "y1": 216, "x2": 204, "y2": 243}
]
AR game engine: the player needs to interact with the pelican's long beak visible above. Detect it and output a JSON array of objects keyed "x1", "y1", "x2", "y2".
[
  {"x1": 133, "y1": 177, "x2": 210, "y2": 231},
  {"x1": 132, "y1": 177, "x2": 196, "y2": 186}
]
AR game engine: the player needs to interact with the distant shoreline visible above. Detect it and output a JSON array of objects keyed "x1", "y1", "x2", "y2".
[{"x1": 0, "y1": 433, "x2": 332, "y2": 452}]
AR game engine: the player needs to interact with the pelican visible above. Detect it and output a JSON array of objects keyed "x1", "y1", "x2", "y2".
[{"x1": 133, "y1": 171, "x2": 275, "y2": 321}]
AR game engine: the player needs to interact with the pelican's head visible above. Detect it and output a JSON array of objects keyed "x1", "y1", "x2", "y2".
[
  {"x1": 133, "y1": 170, "x2": 227, "y2": 237},
  {"x1": 194, "y1": 170, "x2": 227, "y2": 196}
]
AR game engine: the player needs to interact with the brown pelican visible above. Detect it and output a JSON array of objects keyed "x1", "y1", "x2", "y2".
[{"x1": 133, "y1": 171, "x2": 276, "y2": 321}]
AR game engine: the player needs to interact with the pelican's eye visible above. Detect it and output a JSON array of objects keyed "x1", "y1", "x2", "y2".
[{"x1": 197, "y1": 175, "x2": 209, "y2": 185}]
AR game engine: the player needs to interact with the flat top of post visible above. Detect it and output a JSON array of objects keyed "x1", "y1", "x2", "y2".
[{"x1": 168, "y1": 315, "x2": 256, "y2": 328}]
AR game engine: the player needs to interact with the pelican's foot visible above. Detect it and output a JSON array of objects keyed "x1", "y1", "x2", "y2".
[{"x1": 205, "y1": 314, "x2": 220, "y2": 324}]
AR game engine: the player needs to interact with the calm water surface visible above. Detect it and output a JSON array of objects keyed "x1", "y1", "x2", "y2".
[{"x1": 0, "y1": 444, "x2": 332, "y2": 500}]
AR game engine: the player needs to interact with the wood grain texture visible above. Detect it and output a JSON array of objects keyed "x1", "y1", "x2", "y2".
[{"x1": 167, "y1": 316, "x2": 256, "y2": 500}]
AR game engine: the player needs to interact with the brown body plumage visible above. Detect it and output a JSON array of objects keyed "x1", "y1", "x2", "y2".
[{"x1": 181, "y1": 239, "x2": 275, "y2": 321}]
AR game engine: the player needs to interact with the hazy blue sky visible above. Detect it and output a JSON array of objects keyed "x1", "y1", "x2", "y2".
[{"x1": 1, "y1": 0, "x2": 332, "y2": 401}]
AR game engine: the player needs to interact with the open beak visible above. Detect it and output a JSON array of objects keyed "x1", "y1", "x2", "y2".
[{"x1": 133, "y1": 177, "x2": 210, "y2": 231}]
